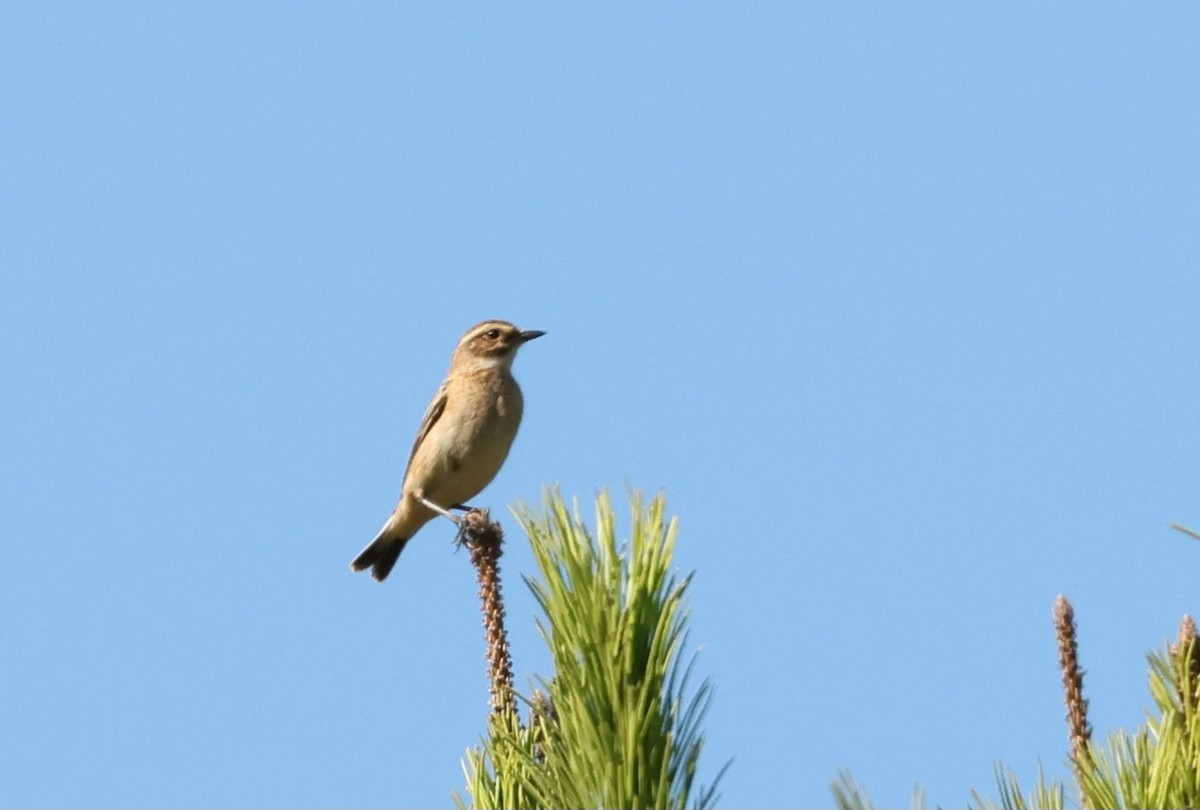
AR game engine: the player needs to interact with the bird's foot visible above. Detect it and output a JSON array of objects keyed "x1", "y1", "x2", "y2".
[{"x1": 453, "y1": 507, "x2": 492, "y2": 550}]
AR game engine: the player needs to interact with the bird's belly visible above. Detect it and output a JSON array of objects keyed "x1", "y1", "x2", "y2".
[{"x1": 422, "y1": 414, "x2": 518, "y2": 507}]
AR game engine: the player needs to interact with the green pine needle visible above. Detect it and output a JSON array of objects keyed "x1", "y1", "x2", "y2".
[{"x1": 458, "y1": 488, "x2": 724, "y2": 810}]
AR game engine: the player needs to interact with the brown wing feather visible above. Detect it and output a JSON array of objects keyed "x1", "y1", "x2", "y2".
[{"x1": 404, "y1": 383, "x2": 448, "y2": 472}]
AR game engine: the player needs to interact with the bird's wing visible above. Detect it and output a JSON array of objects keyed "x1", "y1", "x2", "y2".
[{"x1": 404, "y1": 382, "x2": 449, "y2": 471}]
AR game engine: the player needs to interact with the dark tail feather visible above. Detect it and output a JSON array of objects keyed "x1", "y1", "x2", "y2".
[{"x1": 350, "y1": 533, "x2": 408, "y2": 583}]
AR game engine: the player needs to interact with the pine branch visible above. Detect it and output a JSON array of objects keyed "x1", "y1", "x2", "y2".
[
  {"x1": 460, "y1": 508, "x2": 516, "y2": 717},
  {"x1": 458, "y1": 489, "x2": 723, "y2": 810},
  {"x1": 1054, "y1": 593, "x2": 1092, "y2": 803}
]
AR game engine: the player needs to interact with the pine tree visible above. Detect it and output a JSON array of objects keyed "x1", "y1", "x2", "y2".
[{"x1": 455, "y1": 489, "x2": 725, "y2": 810}]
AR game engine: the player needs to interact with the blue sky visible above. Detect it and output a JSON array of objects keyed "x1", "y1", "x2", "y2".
[{"x1": 2, "y1": 4, "x2": 1198, "y2": 807}]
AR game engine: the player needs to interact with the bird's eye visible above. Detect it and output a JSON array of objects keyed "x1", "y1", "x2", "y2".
[{"x1": 486, "y1": 329, "x2": 501, "y2": 339}]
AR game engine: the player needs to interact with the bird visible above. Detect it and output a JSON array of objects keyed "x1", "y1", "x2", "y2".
[{"x1": 350, "y1": 319, "x2": 545, "y2": 582}]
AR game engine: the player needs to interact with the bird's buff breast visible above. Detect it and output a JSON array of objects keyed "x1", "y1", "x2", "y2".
[{"x1": 413, "y1": 388, "x2": 523, "y2": 508}]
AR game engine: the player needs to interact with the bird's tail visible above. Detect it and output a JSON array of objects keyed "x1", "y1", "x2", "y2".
[{"x1": 349, "y1": 528, "x2": 408, "y2": 583}]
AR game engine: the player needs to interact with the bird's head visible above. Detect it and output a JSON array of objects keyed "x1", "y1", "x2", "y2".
[{"x1": 452, "y1": 319, "x2": 545, "y2": 371}]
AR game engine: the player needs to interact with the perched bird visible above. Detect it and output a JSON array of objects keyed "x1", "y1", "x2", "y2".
[{"x1": 350, "y1": 320, "x2": 545, "y2": 582}]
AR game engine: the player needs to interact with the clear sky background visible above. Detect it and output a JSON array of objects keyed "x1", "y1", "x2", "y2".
[{"x1": 2, "y1": 4, "x2": 1198, "y2": 808}]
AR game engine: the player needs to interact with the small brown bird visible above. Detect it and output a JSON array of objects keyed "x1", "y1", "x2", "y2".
[{"x1": 350, "y1": 320, "x2": 545, "y2": 582}]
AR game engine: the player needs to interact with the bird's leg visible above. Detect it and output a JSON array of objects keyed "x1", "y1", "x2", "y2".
[
  {"x1": 415, "y1": 492, "x2": 463, "y2": 526},
  {"x1": 449, "y1": 503, "x2": 476, "y2": 512}
]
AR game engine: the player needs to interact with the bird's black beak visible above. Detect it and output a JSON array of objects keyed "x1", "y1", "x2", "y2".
[{"x1": 519, "y1": 329, "x2": 546, "y2": 343}]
